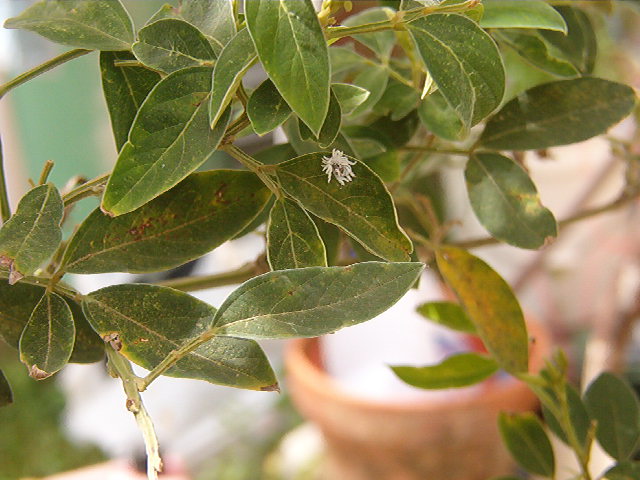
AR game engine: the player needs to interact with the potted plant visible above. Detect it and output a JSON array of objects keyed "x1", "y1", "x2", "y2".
[{"x1": 0, "y1": 0, "x2": 638, "y2": 479}]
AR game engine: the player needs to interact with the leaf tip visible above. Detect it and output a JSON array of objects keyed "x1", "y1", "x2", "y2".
[
  {"x1": 260, "y1": 382, "x2": 280, "y2": 393},
  {"x1": 27, "y1": 364, "x2": 51, "y2": 380},
  {"x1": 99, "y1": 202, "x2": 117, "y2": 218}
]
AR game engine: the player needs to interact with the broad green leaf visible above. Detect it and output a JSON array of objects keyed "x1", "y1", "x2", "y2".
[
  {"x1": 100, "y1": 51, "x2": 160, "y2": 152},
  {"x1": 350, "y1": 65, "x2": 389, "y2": 116},
  {"x1": 214, "y1": 262, "x2": 424, "y2": 339},
  {"x1": 0, "y1": 184, "x2": 62, "y2": 283},
  {"x1": 65, "y1": 299, "x2": 105, "y2": 364},
  {"x1": 363, "y1": 151, "x2": 401, "y2": 183},
  {"x1": 370, "y1": 110, "x2": 420, "y2": 148},
  {"x1": 417, "y1": 301, "x2": 476, "y2": 334},
  {"x1": 392, "y1": 353, "x2": 498, "y2": 389},
  {"x1": 298, "y1": 91, "x2": 342, "y2": 148},
  {"x1": 0, "y1": 370, "x2": 11, "y2": 407},
  {"x1": 147, "y1": 0, "x2": 236, "y2": 55},
  {"x1": 343, "y1": 7, "x2": 396, "y2": 60},
  {"x1": 584, "y1": 372, "x2": 640, "y2": 460},
  {"x1": 604, "y1": 461, "x2": 640, "y2": 480},
  {"x1": 542, "y1": 383, "x2": 590, "y2": 449},
  {"x1": 436, "y1": 246, "x2": 528, "y2": 374},
  {"x1": 494, "y1": 31, "x2": 579, "y2": 78},
  {"x1": 267, "y1": 198, "x2": 327, "y2": 270},
  {"x1": 132, "y1": 19, "x2": 215, "y2": 74},
  {"x1": 418, "y1": 90, "x2": 466, "y2": 141},
  {"x1": 373, "y1": 79, "x2": 420, "y2": 121},
  {"x1": 208, "y1": 28, "x2": 257, "y2": 128},
  {"x1": 466, "y1": 153, "x2": 557, "y2": 250},
  {"x1": 481, "y1": 0, "x2": 567, "y2": 32},
  {"x1": 332, "y1": 83, "x2": 370, "y2": 116},
  {"x1": 4, "y1": 0, "x2": 134, "y2": 51},
  {"x1": 407, "y1": 14, "x2": 505, "y2": 129},
  {"x1": 329, "y1": 46, "x2": 366, "y2": 76},
  {"x1": 540, "y1": 6, "x2": 597, "y2": 75},
  {"x1": 254, "y1": 143, "x2": 298, "y2": 166},
  {"x1": 19, "y1": 292, "x2": 75, "y2": 380},
  {"x1": 64, "y1": 171, "x2": 270, "y2": 274},
  {"x1": 82, "y1": 284, "x2": 277, "y2": 390},
  {"x1": 480, "y1": 78, "x2": 637, "y2": 151},
  {"x1": 314, "y1": 216, "x2": 341, "y2": 266},
  {"x1": 276, "y1": 153, "x2": 412, "y2": 262},
  {"x1": 499, "y1": 412, "x2": 555, "y2": 477},
  {"x1": 248, "y1": 79, "x2": 292, "y2": 136},
  {"x1": 246, "y1": 0, "x2": 330, "y2": 135},
  {"x1": 102, "y1": 67, "x2": 231, "y2": 216}
]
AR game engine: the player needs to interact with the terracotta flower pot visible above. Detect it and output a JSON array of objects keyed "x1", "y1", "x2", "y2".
[{"x1": 284, "y1": 320, "x2": 551, "y2": 480}]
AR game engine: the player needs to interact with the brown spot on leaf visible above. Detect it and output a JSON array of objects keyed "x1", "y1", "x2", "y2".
[
  {"x1": 100, "y1": 204, "x2": 116, "y2": 217},
  {"x1": 28, "y1": 365, "x2": 50, "y2": 380},
  {"x1": 8, "y1": 265, "x2": 23, "y2": 286},
  {"x1": 102, "y1": 332, "x2": 122, "y2": 351},
  {"x1": 260, "y1": 383, "x2": 280, "y2": 393},
  {"x1": 213, "y1": 183, "x2": 229, "y2": 205}
]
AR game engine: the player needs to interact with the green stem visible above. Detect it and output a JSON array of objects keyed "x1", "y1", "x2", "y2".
[
  {"x1": 0, "y1": 49, "x2": 92, "y2": 99},
  {"x1": 38, "y1": 160, "x2": 55, "y2": 185},
  {"x1": 400, "y1": 145, "x2": 470, "y2": 156},
  {"x1": 0, "y1": 270, "x2": 78, "y2": 299},
  {"x1": 106, "y1": 348, "x2": 162, "y2": 480},
  {"x1": 0, "y1": 135, "x2": 11, "y2": 223},
  {"x1": 62, "y1": 172, "x2": 109, "y2": 207},
  {"x1": 225, "y1": 112, "x2": 251, "y2": 138},
  {"x1": 224, "y1": 144, "x2": 282, "y2": 197},
  {"x1": 155, "y1": 260, "x2": 263, "y2": 292}
]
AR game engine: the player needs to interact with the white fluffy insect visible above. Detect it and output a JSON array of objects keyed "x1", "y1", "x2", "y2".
[{"x1": 321, "y1": 149, "x2": 356, "y2": 186}]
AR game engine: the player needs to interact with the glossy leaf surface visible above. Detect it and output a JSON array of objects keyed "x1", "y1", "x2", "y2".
[
  {"x1": 214, "y1": 262, "x2": 424, "y2": 339},
  {"x1": 466, "y1": 153, "x2": 557, "y2": 249},
  {"x1": 417, "y1": 301, "x2": 476, "y2": 334},
  {"x1": 246, "y1": 0, "x2": 330, "y2": 135},
  {"x1": 343, "y1": 7, "x2": 396, "y2": 59},
  {"x1": 248, "y1": 79, "x2": 292, "y2": 135},
  {"x1": 267, "y1": 198, "x2": 327, "y2": 270},
  {"x1": 276, "y1": 153, "x2": 412, "y2": 262},
  {"x1": 148, "y1": 0, "x2": 235, "y2": 55},
  {"x1": 102, "y1": 67, "x2": 231, "y2": 216},
  {"x1": 480, "y1": 78, "x2": 636, "y2": 150},
  {"x1": 0, "y1": 370, "x2": 11, "y2": 407},
  {"x1": 0, "y1": 184, "x2": 62, "y2": 282},
  {"x1": 499, "y1": 412, "x2": 555, "y2": 477},
  {"x1": 436, "y1": 246, "x2": 528, "y2": 374},
  {"x1": 408, "y1": 14, "x2": 504, "y2": 129},
  {"x1": 584, "y1": 372, "x2": 640, "y2": 460},
  {"x1": 392, "y1": 353, "x2": 498, "y2": 389},
  {"x1": 19, "y1": 292, "x2": 75, "y2": 380},
  {"x1": 208, "y1": 28, "x2": 256, "y2": 128},
  {"x1": 99, "y1": 51, "x2": 160, "y2": 151},
  {"x1": 481, "y1": 0, "x2": 567, "y2": 32},
  {"x1": 83, "y1": 284, "x2": 277, "y2": 390},
  {"x1": 132, "y1": 19, "x2": 215, "y2": 74},
  {"x1": 64, "y1": 171, "x2": 270, "y2": 273},
  {"x1": 4, "y1": 0, "x2": 134, "y2": 51},
  {"x1": 332, "y1": 83, "x2": 370, "y2": 116}
]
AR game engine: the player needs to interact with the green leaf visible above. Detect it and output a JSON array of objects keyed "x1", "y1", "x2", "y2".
[
  {"x1": 298, "y1": 91, "x2": 342, "y2": 148},
  {"x1": 604, "y1": 461, "x2": 640, "y2": 480},
  {"x1": 343, "y1": 7, "x2": 396, "y2": 60},
  {"x1": 65, "y1": 299, "x2": 105, "y2": 364},
  {"x1": 329, "y1": 46, "x2": 366, "y2": 76},
  {"x1": 246, "y1": 0, "x2": 330, "y2": 135},
  {"x1": 480, "y1": 78, "x2": 637, "y2": 151},
  {"x1": 64, "y1": 171, "x2": 270, "y2": 274},
  {"x1": 102, "y1": 67, "x2": 231, "y2": 216},
  {"x1": 350, "y1": 64, "x2": 389, "y2": 116},
  {"x1": 392, "y1": 353, "x2": 498, "y2": 389},
  {"x1": 313, "y1": 216, "x2": 341, "y2": 266},
  {"x1": 19, "y1": 292, "x2": 75, "y2": 380},
  {"x1": 82, "y1": 284, "x2": 277, "y2": 390},
  {"x1": 542, "y1": 383, "x2": 590, "y2": 449},
  {"x1": 494, "y1": 31, "x2": 580, "y2": 78},
  {"x1": 418, "y1": 90, "x2": 466, "y2": 141},
  {"x1": 540, "y1": 6, "x2": 597, "y2": 75},
  {"x1": 498, "y1": 412, "x2": 555, "y2": 477},
  {"x1": 373, "y1": 79, "x2": 420, "y2": 121},
  {"x1": 248, "y1": 79, "x2": 292, "y2": 136},
  {"x1": 4, "y1": 0, "x2": 134, "y2": 51},
  {"x1": 481, "y1": 0, "x2": 567, "y2": 32},
  {"x1": 407, "y1": 13, "x2": 505, "y2": 129},
  {"x1": 147, "y1": 0, "x2": 236, "y2": 55},
  {"x1": 132, "y1": 19, "x2": 215, "y2": 74},
  {"x1": 584, "y1": 372, "x2": 640, "y2": 460},
  {"x1": 465, "y1": 152, "x2": 557, "y2": 250},
  {"x1": 214, "y1": 262, "x2": 424, "y2": 339},
  {"x1": 363, "y1": 151, "x2": 401, "y2": 183},
  {"x1": 416, "y1": 301, "x2": 476, "y2": 334},
  {"x1": 332, "y1": 83, "x2": 370, "y2": 116},
  {"x1": 99, "y1": 51, "x2": 160, "y2": 152},
  {"x1": 276, "y1": 152, "x2": 412, "y2": 262},
  {"x1": 436, "y1": 246, "x2": 528, "y2": 374},
  {"x1": 370, "y1": 111, "x2": 420, "y2": 148},
  {"x1": 0, "y1": 184, "x2": 62, "y2": 283},
  {"x1": 208, "y1": 28, "x2": 257, "y2": 128},
  {"x1": 0, "y1": 370, "x2": 12, "y2": 407},
  {"x1": 267, "y1": 198, "x2": 327, "y2": 270}
]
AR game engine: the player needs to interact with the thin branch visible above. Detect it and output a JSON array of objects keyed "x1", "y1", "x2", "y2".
[
  {"x1": 156, "y1": 259, "x2": 266, "y2": 292},
  {"x1": 38, "y1": 160, "x2": 54, "y2": 185},
  {"x1": 0, "y1": 136, "x2": 11, "y2": 222},
  {"x1": 62, "y1": 172, "x2": 109, "y2": 206},
  {"x1": 400, "y1": 145, "x2": 471, "y2": 156},
  {"x1": 223, "y1": 144, "x2": 282, "y2": 196}
]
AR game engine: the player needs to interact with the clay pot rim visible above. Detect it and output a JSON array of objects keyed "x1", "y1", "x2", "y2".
[{"x1": 285, "y1": 319, "x2": 551, "y2": 414}]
